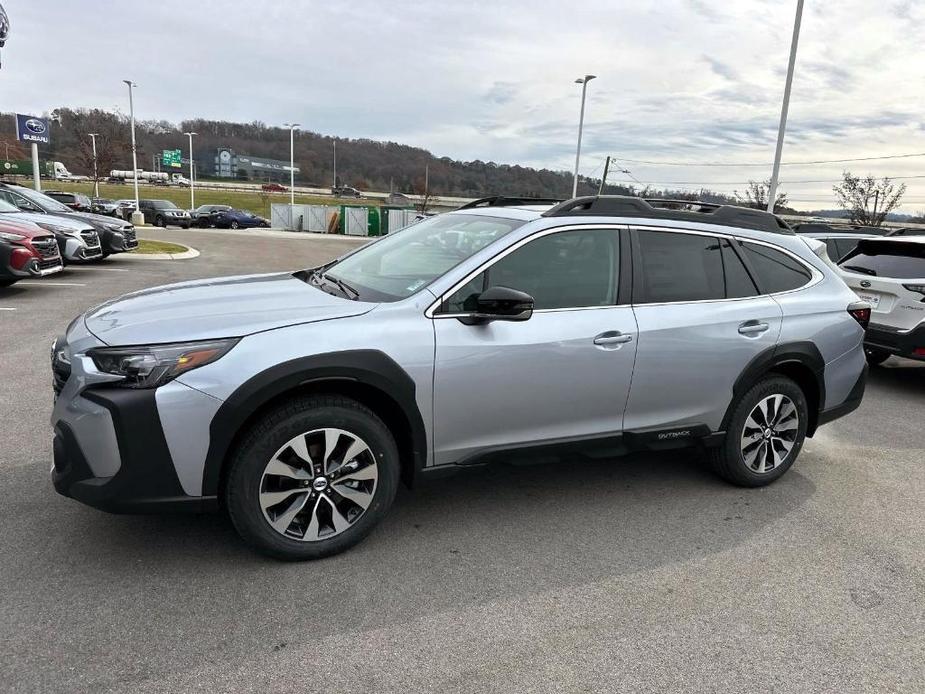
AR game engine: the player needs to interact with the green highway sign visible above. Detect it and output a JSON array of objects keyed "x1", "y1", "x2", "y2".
[{"x1": 162, "y1": 149, "x2": 182, "y2": 168}]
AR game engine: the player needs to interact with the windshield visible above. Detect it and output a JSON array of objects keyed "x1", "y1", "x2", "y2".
[
  {"x1": 323, "y1": 213, "x2": 525, "y2": 301},
  {"x1": 11, "y1": 186, "x2": 72, "y2": 213},
  {"x1": 153, "y1": 200, "x2": 178, "y2": 209}
]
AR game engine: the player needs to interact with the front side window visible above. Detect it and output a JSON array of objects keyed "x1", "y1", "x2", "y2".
[
  {"x1": 741, "y1": 242, "x2": 812, "y2": 293},
  {"x1": 635, "y1": 230, "x2": 724, "y2": 303},
  {"x1": 324, "y1": 213, "x2": 525, "y2": 302},
  {"x1": 441, "y1": 228, "x2": 620, "y2": 312}
]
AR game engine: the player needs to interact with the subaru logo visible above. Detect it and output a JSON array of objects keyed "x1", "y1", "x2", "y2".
[
  {"x1": 860, "y1": 280, "x2": 871, "y2": 288},
  {"x1": 25, "y1": 119, "x2": 46, "y2": 134}
]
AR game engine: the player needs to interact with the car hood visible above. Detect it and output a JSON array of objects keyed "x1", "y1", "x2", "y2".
[
  {"x1": 0, "y1": 211, "x2": 93, "y2": 233},
  {"x1": 83, "y1": 272, "x2": 376, "y2": 345}
]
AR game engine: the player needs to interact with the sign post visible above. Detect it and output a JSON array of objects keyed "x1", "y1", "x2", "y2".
[{"x1": 15, "y1": 113, "x2": 49, "y2": 191}]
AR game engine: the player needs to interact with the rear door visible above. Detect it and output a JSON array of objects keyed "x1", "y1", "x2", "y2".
[
  {"x1": 623, "y1": 229, "x2": 783, "y2": 433},
  {"x1": 839, "y1": 240, "x2": 925, "y2": 331}
]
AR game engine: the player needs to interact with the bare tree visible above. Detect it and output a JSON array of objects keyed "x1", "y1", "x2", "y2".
[
  {"x1": 832, "y1": 171, "x2": 906, "y2": 226},
  {"x1": 735, "y1": 179, "x2": 789, "y2": 212}
]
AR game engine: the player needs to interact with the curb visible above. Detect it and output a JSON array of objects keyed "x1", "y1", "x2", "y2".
[{"x1": 122, "y1": 245, "x2": 200, "y2": 261}]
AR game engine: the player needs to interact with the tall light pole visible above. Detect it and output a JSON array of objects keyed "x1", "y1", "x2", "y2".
[
  {"x1": 183, "y1": 131, "x2": 196, "y2": 209},
  {"x1": 123, "y1": 79, "x2": 142, "y2": 223},
  {"x1": 572, "y1": 74, "x2": 596, "y2": 198},
  {"x1": 332, "y1": 140, "x2": 337, "y2": 189},
  {"x1": 767, "y1": 0, "x2": 804, "y2": 213},
  {"x1": 283, "y1": 123, "x2": 299, "y2": 207},
  {"x1": 88, "y1": 133, "x2": 100, "y2": 198}
]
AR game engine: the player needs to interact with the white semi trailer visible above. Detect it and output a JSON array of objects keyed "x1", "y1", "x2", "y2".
[{"x1": 109, "y1": 169, "x2": 169, "y2": 184}]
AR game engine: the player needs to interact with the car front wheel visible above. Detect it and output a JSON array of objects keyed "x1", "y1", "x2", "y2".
[
  {"x1": 225, "y1": 395, "x2": 400, "y2": 560},
  {"x1": 709, "y1": 376, "x2": 808, "y2": 487}
]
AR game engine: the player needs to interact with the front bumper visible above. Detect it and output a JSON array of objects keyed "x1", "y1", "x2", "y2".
[
  {"x1": 865, "y1": 323, "x2": 925, "y2": 361},
  {"x1": 52, "y1": 387, "x2": 216, "y2": 514}
]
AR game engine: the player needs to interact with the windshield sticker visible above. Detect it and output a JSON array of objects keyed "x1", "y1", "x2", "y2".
[{"x1": 406, "y1": 279, "x2": 426, "y2": 292}]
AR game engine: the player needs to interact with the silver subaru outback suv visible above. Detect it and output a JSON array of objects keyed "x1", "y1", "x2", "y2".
[{"x1": 50, "y1": 196, "x2": 869, "y2": 560}]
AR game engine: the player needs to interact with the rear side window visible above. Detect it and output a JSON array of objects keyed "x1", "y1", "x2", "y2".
[
  {"x1": 741, "y1": 242, "x2": 811, "y2": 293},
  {"x1": 721, "y1": 239, "x2": 758, "y2": 298},
  {"x1": 839, "y1": 243, "x2": 925, "y2": 279},
  {"x1": 635, "y1": 230, "x2": 724, "y2": 303}
]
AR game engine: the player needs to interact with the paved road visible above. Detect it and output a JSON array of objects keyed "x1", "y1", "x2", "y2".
[{"x1": 1, "y1": 229, "x2": 922, "y2": 693}]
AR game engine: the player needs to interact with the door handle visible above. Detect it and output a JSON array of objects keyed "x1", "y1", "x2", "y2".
[
  {"x1": 593, "y1": 331, "x2": 633, "y2": 346},
  {"x1": 738, "y1": 321, "x2": 770, "y2": 336}
]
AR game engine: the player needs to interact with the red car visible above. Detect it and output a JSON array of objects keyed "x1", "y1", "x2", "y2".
[
  {"x1": 0, "y1": 217, "x2": 64, "y2": 287},
  {"x1": 261, "y1": 182, "x2": 288, "y2": 192}
]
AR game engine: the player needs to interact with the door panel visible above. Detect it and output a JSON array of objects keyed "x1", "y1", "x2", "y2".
[
  {"x1": 624, "y1": 297, "x2": 782, "y2": 431},
  {"x1": 432, "y1": 308, "x2": 638, "y2": 465}
]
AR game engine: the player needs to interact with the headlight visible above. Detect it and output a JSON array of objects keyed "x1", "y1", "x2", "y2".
[
  {"x1": 88, "y1": 338, "x2": 239, "y2": 389},
  {"x1": 35, "y1": 221, "x2": 71, "y2": 234},
  {"x1": 105, "y1": 222, "x2": 126, "y2": 231},
  {"x1": 0, "y1": 231, "x2": 25, "y2": 241}
]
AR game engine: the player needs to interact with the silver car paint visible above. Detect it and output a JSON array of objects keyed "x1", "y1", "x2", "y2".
[{"x1": 53, "y1": 207, "x2": 867, "y2": 500}]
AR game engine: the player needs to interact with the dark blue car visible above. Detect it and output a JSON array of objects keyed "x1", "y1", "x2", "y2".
[{"x1": 209, "y1": 208, "x2": 270, "y2": 229}]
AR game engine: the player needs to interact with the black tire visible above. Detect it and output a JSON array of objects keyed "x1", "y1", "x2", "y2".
[
  {"x1": 709, "y1": 376, "x2": 808, "y2": 487},
  {"x1": 230, "y1": 221, "x2": 240, "y2": 229},
  {"x1": 864, "y1": 347, "x2": 890, "y2": 366},
  {"x1": 155, "y1": 215, "x2": 165, "y2": 228},
  {"x1": 225, "y1": 395, "x2": 400, "y2": 560}
]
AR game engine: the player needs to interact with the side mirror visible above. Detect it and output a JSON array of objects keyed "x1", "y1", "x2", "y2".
[{"x1": 459, "y1": 285, "x2": 534, "y2": 325}]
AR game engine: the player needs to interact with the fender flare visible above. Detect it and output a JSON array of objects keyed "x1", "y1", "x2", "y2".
[
  {"x1": 200, "y1": 350, "x2": 427, "y2": 496},
  {"x1": 721, "y1": 341, "x2": 826, "y2": 434}
]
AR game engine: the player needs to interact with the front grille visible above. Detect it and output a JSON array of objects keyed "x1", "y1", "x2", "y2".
[
  {"x1": 32, "y1": 237, "x2": 60, "y2": 259},
  {"x1": 123, "y1": 226, "x2": 138, "y2": 249},
  {"x1": 80, "y1": 230, "x2": 101, "y2": 249},
  {"x1": 52, "y1": 354, "x2": 71, "y2": 396},
  {"x1": 38, "y1": 257, "x2": 62, "y2": 271}
]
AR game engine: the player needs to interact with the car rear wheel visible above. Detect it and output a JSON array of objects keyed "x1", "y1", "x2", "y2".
[
  {"x1": 155, "y1": 215, "x2": 165, "y2": 227},
  {"x1": 709, "y1": 376, "x2": 807, "y2": 487},
  {"x1": 864, "y1": 347, "x2": 890, "y2": 366},
  {"x1": 225, "y1": 395, "x2": 400, "y2": 560}
]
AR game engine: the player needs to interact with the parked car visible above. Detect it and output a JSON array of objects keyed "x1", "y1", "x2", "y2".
[
  {"x1": 0, "y1": 182, "x2": 137, "y2": 257},
  {"x1": 90, "y1": 198, "x2": 120, "y2": 216},
  {"x1": 138, "y1": 199, "x2": 191, "y2": 228},
  {"x1": 190, "y1": 204, "x2": 232, "y2": 227},
  {"x1": 45, "y1": 191, "x2": 93, "y2": 213},
  {"x1": 209, "y1": 208, "x2": 269, "y2": 229},
  {"x1": 0, "y1": 217, "x2": 64, "y2": 286},
  {"x1": 792, "y1": 222, "x2": 889, "y2": 236},
  {"x1": 794, "y1": 229, "x2": 880, "y2": 264},
  {"x1": 50, "y1": 196, "x2": 870, "y2": 559},
  {"x1": 837, "y1": 237, "x2": 925, "y2": 365},
  {"x1": 0, "y1": 197, "x2": 102, "y2": 263},
  {"x1": 113, "y1": 199, "x2": 137, "y2": 220},
  {"x1": 262, "y1": 183, "x2": 287, "y2": 193},
  {"x1": 332, "y1": 185, "x2": 362, "y2": 198}
]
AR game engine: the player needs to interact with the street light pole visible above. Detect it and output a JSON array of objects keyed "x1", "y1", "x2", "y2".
[
  {"x1": 283, "y1": 123, "x2": 299, "y2": 207},
  {"x1": 123, "y1": 80, "x2": 141, "y2": 222},
  {"x1": 767, "y1": 0, "x2": 804, "y2": 213},
  {"x1": 332, "y1": 141, "x2": 337, "y2": 189},
  {"x1": 183, "y1": 131, "x2": 196, "y2": 209},
  {"x1": 88, "y1": 133, "x2": 99, "y2": 198},
  {"x1": 572, "y1": 74, "x2": 596, "y2": 198}
]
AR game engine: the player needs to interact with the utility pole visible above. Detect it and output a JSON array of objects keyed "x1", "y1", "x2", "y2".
[
  {"x1": 598, "y1": 155, "x2": 611, "y2": 195},
  {"x1": 123, "y1": 80, "x2": 140, "y2": 219},
  {"x1": 572, "y1": 74, "x2": 596, "y2": 198},
  {"x1": 332, "y1": 141, "x2": 337, "y2": 189},
  {"x1": 283, "y1": 123, "x2": 299, "y2": 208},
  {"x1": 872, "y1": 189, "x2": 880, "y2": 225},
  {"x1": 767, "y1": 0, "x2": 804, "y2": 213},
  {"x1": 183, "y1": 131, "x2": 196, "y2": 209},
  {"x1": 88, "y1": 133, "x2": 99, "y2": 198}
]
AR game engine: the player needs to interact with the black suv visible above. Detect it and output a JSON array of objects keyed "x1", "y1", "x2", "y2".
[
  {"x1": 138, "y1": 199, "x2": 191, "y2": 228},
  {"x1": 45, "y1": 191, "x2": 93, "y2": 213}
]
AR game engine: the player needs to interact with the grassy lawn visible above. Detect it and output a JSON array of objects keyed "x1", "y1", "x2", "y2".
[
  {"x1": 132, "y1": 239, "x2": 190, "y2": 254},
  {"x1": 46, "y1": 180, "x2": 381, "y2": 219}
]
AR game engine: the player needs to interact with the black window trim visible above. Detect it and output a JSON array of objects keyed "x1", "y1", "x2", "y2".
[
  {"x1": 426, "y1": 224, "x2": 631, "y2": 318},
  {"x1": 628, "y1": 225, "x2": 820, "y2": 306}
]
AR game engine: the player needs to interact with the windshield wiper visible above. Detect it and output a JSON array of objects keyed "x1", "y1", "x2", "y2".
[
  {"x1": 322, "y1": 273, "x2": 359, "y2": 300},
  {"x1": 842, "y1": 265, "x2": 876, "y2": 276}
]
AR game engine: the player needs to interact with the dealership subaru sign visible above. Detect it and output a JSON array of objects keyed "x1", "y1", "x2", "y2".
[{"x1": 15, "y1": 113, "x2": 49, "y2": 144}]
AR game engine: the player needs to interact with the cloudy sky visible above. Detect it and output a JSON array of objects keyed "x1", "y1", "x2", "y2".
[{"x1": 2, "y1": 0, "x2": 924, "y2": 210}]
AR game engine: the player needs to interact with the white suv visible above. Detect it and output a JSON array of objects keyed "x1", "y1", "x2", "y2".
[{"x1": 838, "y1": 237, "x2": 925, "y2": 364}]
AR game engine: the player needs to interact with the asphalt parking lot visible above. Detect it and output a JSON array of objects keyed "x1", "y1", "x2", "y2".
[{"x1": 1, "y1": 228, "x2": 923, "y2": 693}]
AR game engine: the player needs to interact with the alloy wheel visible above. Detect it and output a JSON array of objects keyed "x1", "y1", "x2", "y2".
[
  {"x1": 259, "y1": 428, "x2": 378, "y2": 541},
  {"x1": 739, "y1": 394, "x2": 799, "y2": 474}
]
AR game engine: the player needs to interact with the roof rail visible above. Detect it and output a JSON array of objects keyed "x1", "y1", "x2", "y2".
[
  {"x1": 457, "y1": 196, "x2": 563, "y2": 210},
  {"x1": 542, "y1": 196, "x2": 793, "y2": 234},
  {"x1": 792, "y1": 222, "x2": 889, "y2": 236}
]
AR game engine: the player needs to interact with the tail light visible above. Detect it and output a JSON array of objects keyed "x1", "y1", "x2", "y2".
[
  {"x1": 904, "y1": 284, "x2": 925, "y2": 302},
  {"x1": 847, "y1": 301, "x2": 871, "y2": 330}
]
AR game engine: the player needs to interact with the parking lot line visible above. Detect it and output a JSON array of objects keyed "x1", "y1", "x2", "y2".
[
  {"x1": 16, "y1": 281, "x2": 87, "y2": 287},
  {"x1": 0, "y1": 307, "x2": 16, "y2": 311}
]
